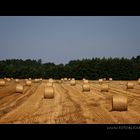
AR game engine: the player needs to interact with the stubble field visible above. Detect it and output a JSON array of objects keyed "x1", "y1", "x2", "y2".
[{"x1": 0, "y1": 79, "x2": 140, "y2": 124}]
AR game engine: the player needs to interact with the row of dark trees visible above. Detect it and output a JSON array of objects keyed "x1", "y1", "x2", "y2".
[{"x1": 0, "y1": 56, "x2": 140, "y2": 80}]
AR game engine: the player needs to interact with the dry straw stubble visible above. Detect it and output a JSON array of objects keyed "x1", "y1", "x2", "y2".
[{"x1": 46, "y1": 82, "x2": 53, "y2": 87}]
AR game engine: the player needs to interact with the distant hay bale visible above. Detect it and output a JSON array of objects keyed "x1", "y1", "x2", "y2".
[
  {"x1": 37, "y1": 78, "x2": 42, "y2": 82},
  {"x1": 46, "y1": 82, "x2": 53, "y2": 87},
  {"x1": 7, "y1": 78, "x2": 11, "y2": 82},
  {"x1": 112, "y1": 95, "x2": 127, "y2": 111},
  {"x1": 127, "y1": 82, "x2": 134, "y2": 89},
  {"x1": 34, "y1": 79, "x2": 39, "y2": 83},
  {"x1": 34, "y1": 78, "x2": 42, "y2": 82},
  {"x1": 82, "y1": 84, "x2": 90, "y2": 92},
  {"x1": 64, "y1": 78, "x2": 67, "y2": 81},
  {"x1": 101, "y1": 84, "x2": 109, "y2": 92},
  {"x1": 83, "y1": 78, "x2": 86, "y2": 81},
  {"x1": 44, "y1": 86, "x2": 54, "y2": 99},
  {"x1": 26, "y1": 80, "x2": 32, "y2": 86},
  {"x1": 99, "y1": 79, "x2": 103, "y2": 84},
  {"x1": 103, "y1": 78, "x2": 106, "y2": 81},
  {"x1": 60, "y1": 79, "x2": 64, "y2": 84},
  {"x1": 68, "y1": 78, "x2": 71, "y2": 81},
  {"x1": 49, "y1": 78, "x2": 53, "y2": 83},
  {"x1": 0, "y1": 80, "x2": 6, "y2": 86},
  {"x1": 29, "y1": 78, "x2": 31, "y2": 81},
  {"x1": 61, "y1": 78, "x2": 64, "y2": 83},
  {"x1": 138, "y1": 79, "x2": 140, "y2": 85},
  {"x1": 15, "y1": 79, "x2": 19, "y2": 83},
  {"x1": 39, "y1": 78, "x2": 42, "y2": 81},
  {"x1": 72, "y1": 78, "x2": 75, "y2": 80},
  {"x1": 109, "y1": 78, "x2": 113, "y2": 81},
  {"x1": 11, "y1": 78, "x2": 13, "y2": 80},
  {"x1": 70, "y1": 80, "x2": 76, "y2": 86},
  {"x1": 16, "y1": 84, "x2": 23, "y2": 93},
  {"x1": 83, "y1": 80, "x2": 89, "y2": 84}
]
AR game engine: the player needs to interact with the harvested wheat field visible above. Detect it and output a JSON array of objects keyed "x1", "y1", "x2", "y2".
[{"x1": 0, "y1": 79, "x2": 140, "y2": 124}]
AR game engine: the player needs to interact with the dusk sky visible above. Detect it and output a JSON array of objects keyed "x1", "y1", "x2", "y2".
[{"x1": 0, "y1": 16, "x2": 140, "y2": 64}]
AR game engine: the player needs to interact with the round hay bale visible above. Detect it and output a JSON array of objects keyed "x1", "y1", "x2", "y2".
[
  {"x1": 83, "y1": 80, "x2": 89, "y2": 84},
  {"x1": 138, "y1": 79, "x2": 140, "y2": 85},
  {"x1": 101, "y1": 84, "x2": 109, "y2": 92},
  {"x1": 70, "y1": 80, "x2": 76, "y2": 86},
  {"x1": 46, "y1": 82, "x2": 53, "y2": 87},
  {"x1": 7, "y1": 78, "x2": 11, "y2": 82},
  {"x1": 64, "y1": 78, "x2": 67, "y2": 81},
  {"x1": 39, "y1": 78, "x2": 42, "y2": 81},
  {"x1": 34, "y1": 79, "x2": 39, "y2": 83},
  {"x1": 16, "y1": 84, "x2": 23, "y2": 93},
  {"x1": 49, "y1": 78, "x2": 53, "y2": 83},
  {"x1": 0, "y1": 80, "x2": 6, "y2": 86},
  {"x1": 103, "y1": 78, "x2": 106, "y2": 81},
  {"x1": 37, "y1": 78, "x2": 42, "y2": 82},
  {"x1": 15, "y1": 79, "x2": 19, "y2": 83},
  {"x1": 44, "y1": 86, "x2": 54, "y2": 99},
  {"x1": 109, "y1": 78, "x2": 112, "y2": 81},
  {"x1": 112, "y1": 95, "x2": 127, "y2": 111},
  {"x1": 60, "y1": 78, "x2": 64, "y2": 84},
  {"x1": 72, "y1": 78, "x2": 75, "y2": 80},
  {"x1": 82, "y1": 84, "x2": 90, "y2": 92},
  {"x1": 29, "y1": 78, "x2": 31, "y2": 81},
  {"x1": 127, "y1": 82, "x2": 134, "y2": 89},
  {"x1": 26, "y1": 80, "x2": 32, "y2": 86},
  {"x1": 99, "y1": 79, "x2": 103, "y2": 84}
]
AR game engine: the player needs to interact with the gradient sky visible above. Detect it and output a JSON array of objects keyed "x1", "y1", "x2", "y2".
[{"x1": 0, "y1": 16, "x2": 140, "y2": 64}]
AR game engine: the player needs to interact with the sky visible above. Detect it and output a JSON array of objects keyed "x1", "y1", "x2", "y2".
[{"x1": 0, "y1": 16, "x2": 140, "y2": 64}]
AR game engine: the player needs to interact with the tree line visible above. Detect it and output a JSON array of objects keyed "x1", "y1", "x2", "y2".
[{"x1": 0, "y1": 56, "x2": 140, "y2": 80}]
